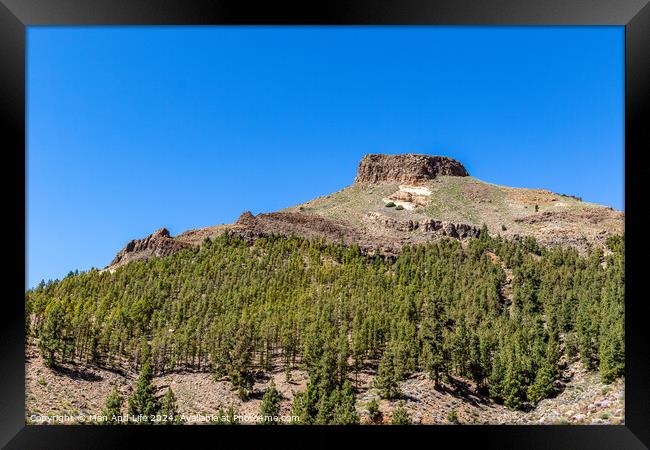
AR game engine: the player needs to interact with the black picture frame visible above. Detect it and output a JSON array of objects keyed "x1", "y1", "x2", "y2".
[{"x1": 2, "y1": 0, "x2": 648, "y2": 448}]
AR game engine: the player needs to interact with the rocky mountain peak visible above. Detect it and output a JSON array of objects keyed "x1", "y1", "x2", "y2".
[
  {"x1": 354, "y1": 154, "x2": 469, "y2": 185},
  {"x1": 236, "y1": 211, "x2": 256, "y2": 226},
  {"x1": 153, "y1": 228, "x2": 171, "y2": 238},
  {"x1": 109, "y1": 226, "x2": 190, "y2": 270}
]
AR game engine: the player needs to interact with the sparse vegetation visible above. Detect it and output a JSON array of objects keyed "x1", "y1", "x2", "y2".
[
  {"x1": 160, "y1": 387, "x2": 182, "y2": 424},
  {"x1": 391, "y1": 401, "x2": 411, "y2": 424},
  {"x1": 280, "y1": 174, "x2": 621, "y2": 256},
  {"x1": 367, "y1": 399, "x2": 383, "y2": 424},
  {"x1": 385, "y1": 202, "x2": 396, "y2": 208}
]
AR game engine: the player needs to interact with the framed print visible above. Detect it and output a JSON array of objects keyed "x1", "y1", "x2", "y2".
[{"x1": 2, "y1": 0, "x2": 649, "y2": 448}]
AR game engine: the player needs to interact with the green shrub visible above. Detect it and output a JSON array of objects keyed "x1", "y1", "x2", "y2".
[
  {"x1": 367, "y1": 399, "x2": 383, "y2": 424},
  {"x1": 260, "y1": 381, "x2": 282, "y2": 424},
  {"x1": 395, "y1": 205, "x2": 404, "y2": 211},
  {"x1": 391, "y1": 402, "x2": 411, "y2": 425},
  {"x1": 385, "y1": 202, "x2": 396, "y2": 208}
]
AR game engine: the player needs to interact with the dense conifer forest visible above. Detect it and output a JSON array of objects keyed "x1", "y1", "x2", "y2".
[{"x1": 25, "y1": 229, "x2": 624, "y2": 423}]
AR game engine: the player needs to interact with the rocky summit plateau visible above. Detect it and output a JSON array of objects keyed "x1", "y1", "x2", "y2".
[
  {"x1": 107, "y1": 153, "x2": 624, "y2": 271},
  {"x1": 354, "y1": 154, "x2": 469, "y2": 184}
]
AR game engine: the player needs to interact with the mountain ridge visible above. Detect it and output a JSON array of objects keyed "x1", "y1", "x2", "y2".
[{"x1": 107, "y1": 154, "x2": 624, "y2": 271}]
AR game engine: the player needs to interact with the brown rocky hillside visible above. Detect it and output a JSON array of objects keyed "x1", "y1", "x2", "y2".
[{"x1": 107, "y1": 153, "x2": 624, "y2": 271}]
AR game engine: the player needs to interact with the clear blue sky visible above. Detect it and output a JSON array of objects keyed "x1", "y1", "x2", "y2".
[{"x1": 27, "y1": 26, "x2": 624, "y2": 287}]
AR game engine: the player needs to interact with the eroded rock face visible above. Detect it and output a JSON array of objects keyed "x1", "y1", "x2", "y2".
[
  {"x1": 109, "y1": 227, "x2": 193, "y2": 268},
  {"x1": 364, "y1": 212, "x2": 480, "y2": 238},
  {"x1": 514, "y1": 209, "x2": 623, "y2": 226},
  {"x1": 387, "y1": 190, "x2": 429, "y2": 207},
  {"x1": 235, "y1": 211, "x2": 256, "y2": 226},
  {"x1": 355, "y1": 154, "x2": 469, "y2": 184},
  {"x1": 233, "y1": 211, "x2": 364, "y2": 244}
]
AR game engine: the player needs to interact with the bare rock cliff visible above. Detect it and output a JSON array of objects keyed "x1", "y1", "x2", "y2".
[
  {"x1": 109, "y1": 228, "x2": 193, "y2": 268},
  {"x1": 354, "y1": 154, "x2": 468, "y2": 184},
  {"x1": 364, "y1": 212, "x2": 481, "y2": 238}
]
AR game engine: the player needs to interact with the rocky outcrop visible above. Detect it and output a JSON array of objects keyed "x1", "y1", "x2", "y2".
[
  {"x1": 444, "y1": 222, "x2": 481, "y2": 238},
  {"x1": 515, "y1": 209, "x2": 623, "y2": 226},
  {"x1": 364, "y1": 213, "x2": 481, "y2": 238},
  {"x1": 232, "y1": 211, "x2": 365, "y2": 245},
  {"x1": 355, "y1": 154, "x2": 468, "y2": 184},
  {"x1": 386, "y1": 190, "x2": 429, "y2": 207},
  {"x1": 109, "y1": 228, "x2": 193, "y2": 269},
  {"x1": 235, "y1": 211, "x2": 256, "y2": 226}
]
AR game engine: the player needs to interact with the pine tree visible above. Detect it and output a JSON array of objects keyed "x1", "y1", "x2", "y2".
[
  {"x1": 128, "y1": 345, "x2": 159, "y2": 423},
  {"x1": 228, "y1": 326, "x2": 255, "y2": 400},
  {"x1": 367, "y1": 399, "x2": 383, "y2": 424},
  {"x1": 351, "y1": 314, "x2": 366, "y2": 385},
  {"x1": 421, "y1": 296, "x2": 447, "y2": 387},
  {"x1": 260, "y1": 381, "x2": 282, "y2": 425},
  {"x1": 332, "y1": 381, "x2": 359, "y2": 425},
  {"x1": 297, "y1": 377, "x2": 321, "y2": 424},
  {"x1": 488, "y1": 336, "x2": 506, "y2": 400},
  {"x1": 598, "y1": 237, "x2": 624, "y2": 383},
  {"x1": 315, "y1": 390, "x2": 336, "y2": 424},
  {"x1": 290, "y1": 391, "x2": 308, "y2": 424},
  {"x1": 598, "y1": 323, "x2": 624, "y2": 384},
  {"x1": 502, "y1": 339, "x2": 527, "y2": 410},
  {"x1": 480, "y1": 223, "x2": 490, "y2": 239},
  {"x1": 101, "y1": 387, "x2": 123, "y2": 425},
  {"x1": 38, "y1": 301, "x2": 65, "y2": 367},
  {"x1": 527, "y1": 334, "x2": 559, "y2": 404},
  {"x1": 564, "y1": 332, "x2": 577, "y2": 359},
  {"x1": 336, "y1": 329, "x2": 350, "y2": 387},
  {"x1": 212, "y1": 405, "x2": 239, "y2": 425},
  {"x1": 391, "y1": 401, "x2": 411, "y2": 425},
  {"x1": 159, "y1": 387, "x2": 182, "y2": 424},
  {"x1": 375, "y1": 344, "x2": 401, "y2": 399}
]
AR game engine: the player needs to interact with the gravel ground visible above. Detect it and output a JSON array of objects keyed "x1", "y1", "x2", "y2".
[{"x1": 26, "y1": 344, "x2": 623, "y2": 425}]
